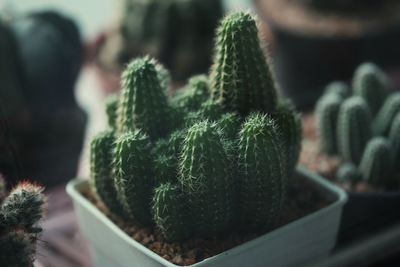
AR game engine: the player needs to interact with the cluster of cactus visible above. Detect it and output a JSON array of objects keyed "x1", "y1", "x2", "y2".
[
  {"x1": 0, "y1": 175, "x2": 46, "y2": 267},
  {"x1": 90, "y1": 11, "x2": 302, "y2": 242},
  {"x1": 316, "y1": 62, "x2": 400, "y2": 189},
  {"x1": 99, "y1": 0, "x2": 222, "y2": 81}
]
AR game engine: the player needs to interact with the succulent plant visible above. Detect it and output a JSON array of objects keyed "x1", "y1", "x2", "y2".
[
  {"x1": 217, "y1": 112, "x2": 241, "y2": 141},
  {"x1": 210, "y1": 12, "x2": 277, "y2": 116},
  {"x1": 0, "y1": 177, "x2": 46, "y2": 267},
  {"x1": 323, "y1": 81, "x2": 350, "y2": 99},
  {"x1": 172, "y1": 75, "x2": 210, "y2": 112},
  {"x1": 238, "y1": 113, "x2": 285, "y2": 230},
  {"x1": 373, "y1": 92, "x2": 400, "y2": 136},
  {"x1": 105, "y1": 95, "x2": 119, "y2": 130},
  {"x1": 388, "y1": 112, "x2": 400, "y2": 170},
  {"x1": 337, "y1": 163, "x2": 362, "y2": 185}
]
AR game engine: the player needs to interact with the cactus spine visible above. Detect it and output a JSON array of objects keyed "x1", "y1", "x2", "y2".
[
  {"x1": 179, "y1": 121, "x2": 234, "y2": 237},
  {"x1": 373, "y1": 92, "x2": 400, "y2": 136},
  {"x1": 353, "y1": 62, "x2": 389, "y2": 116},
  {"x1": 152, "y1": 183, "x2": 191, "y2": 241},
  {"x1": 90, "y1": 131, "x2": 125, "y2": 216},
  {"x1": 337, "y1": 96, "x2": 371, "y2": 164},
  {"x1": 238, "y1": 113, "x2": 285, "y2": 230},
  {"x1": 359, "y1": 137, "x2": 393, "y2": 188},
  {"x1": 117, "y1": 57, "x2": 171, "y2": 140},
  {"x1": 211, "y1": 12, "x2": 277, "y2": 116},
  {"x1": 114, "y1": 131, "x2": 154, "y2": 225}
]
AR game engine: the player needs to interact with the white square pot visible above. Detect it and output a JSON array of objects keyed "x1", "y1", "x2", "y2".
[{"x1": 67, "y1": 167, "x2": 347, "y2": 267}]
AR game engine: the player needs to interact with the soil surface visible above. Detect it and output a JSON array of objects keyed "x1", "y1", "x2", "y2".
[{"x1": 83, "y1": 172, "x2": 334, "y2": 266}]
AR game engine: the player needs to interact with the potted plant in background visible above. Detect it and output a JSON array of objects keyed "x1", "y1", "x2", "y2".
[
  {"x1": 0, "y1": 174, "x2": 46, "y2": 267},
  {"x1": 68, "y1": 12, "x2": 346, "y2": 267},
  {"x1": 302, "y1": 62, "x2": 400, "y2": 244},
  {"x1": 253, "y1": 0, "x2": 400, "y2": 109}
]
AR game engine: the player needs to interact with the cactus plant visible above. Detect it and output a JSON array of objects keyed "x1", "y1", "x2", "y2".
[
  {"x1": 217, "y1": 112, "x2": 241, "y2": 141},
  {"x1": 0, "y1": 177, "x2": 46, "y2": 267},
  {"x1": 117, "y1": 57, "x2": 171, "y2": 140},
  {"x1": 210, "y1": 12, "x2": 277, "y2": 116},
  {"x1": 337, "y1": 163, "x2": 362, "y2": 185},
  {"x1": 105, "y1": 95, "x2": 119, "y2": 130},
  {"x1": 323, "y1": 81, "x2": 350, "y2": 99},
  {"x1": 359, "y1": 137, "x2": 394, "y2": 188},
  {"x1": 353, "y1": 62, "x2": 389, "y2": 116},
  {"x1": 238, "y1": 113, "x2": 285, "y2": 230},
  {"x1": 179, "y1": 121, "x2": 235, "y2": 237},
  {"x1": 373, "y1": 92, "x2": 400, "y2": 136},
  {"x1": 388, "y1": 112, "x2": 400, "y2": 170},
  {"x1": 114, "y1": 130, "x2": 154, "y2": 225},
  {"x1": 337, "y1": 96, "x2": 371, "y2": 164},
  {"x1": 172, "y1": 75, "x2": 210, "y2": 112}
]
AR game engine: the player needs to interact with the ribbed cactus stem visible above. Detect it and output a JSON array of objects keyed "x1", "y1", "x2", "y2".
[
  {"x1": 238, "y1": 113, "x2": 285, "y2": 230},
  {"x1": 114, "y1": 131, "x2": 154, "y2": 225},
  {"x1": 337, "y1": 163, "x2": 362, "y2": 186},
  {"x1": 172, "y1": 75, "x2": 210, "y2": 112},
  {"x1": 359, "y1": 137, "x2": 393, "y2": 188},
  {"x1": 275, "y1": 101, "x2": 302, "y2": 176},
  {"x1": 353, "y1": 62, "x2": 389, "y2": 115},
  {"x1": 323, "y1": 81, "x2": 349, "y2": 99},
  {"x1": 179, "y1": 121, "x2": 234, "y2": 237},
  {"x1": 90, "y1": 131, "x2": 125, "y2": 216},
  {"x1": 373, "y1": 92, "x2": 400, "y2": 136},
  {"x1": 388, "y1": 112, "x2": 400, "y2": 170},
  {"x1": 152, "y1": 182, "x2": 191, "y2": 242},
  {"x1": 337, "y1": 96, "x2": 372, "y2": 164},
  {"x1": 217, "y1": 112, "x2": 241, "y2": 141},
  {"x1": 117, "y1": 57, "x2": 171, "y2": 140},
  {"x1": 105, "y1": 95, "x2": 119, "y2": 130},
  {"x1": 211, "y1": 12, "x2": 277, "y2": 116}
]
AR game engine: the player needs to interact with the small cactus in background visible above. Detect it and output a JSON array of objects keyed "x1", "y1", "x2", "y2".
[
  {"x1": 353, "y1": 62, "x2": 389, "y2": 116},
  {"x1": 238, "y1": 114, "x2": 285, "y2": 230},
  {"x1": 152, "y1": 183, "x2": 191, "y2": 241},
  {"x1": 359, "y1": 137, "x2": 393, "y2": 188},
  {"x1": 179, "y1": 121, "x2": 235, "y2": 237},
  {"x1": 217, "y1": 112, "x2": 241, "y2": 141},
  {"x1": 90, "y1": 131, "x2": 125, "y2": 216},
  {"x1": 0, "y1": 176, "x2": 46, "y2": 267},
  {"x1": 172, "y1": 75, "x2": 210, "y2": 112},
  {"x1": 211, "y1": 12, "x2": 277, "y2": 116},
  {"x1": 337, "y1": 96, "x2": 371, "y2": 164},
  {"x1": 117, "y1": 57, "x2": 171, "y2": 140},
  {"x1": 324, "y1": 81, "x2": 350, "y2": 99},
  {"x1": 388, "y1": 112, "x2": 400, "y2": 170},
  {"x1": 337, "y1": 163, "x2": 362, "y2": 186},
  {"x1": 373, "y1": 92, "x2": 400, "y2": 136},
  {"x1": 105, "y1": 95, "x2": 119, "y2": 130},
  {"x1": 114, "y1": 131, "x2": 154, "y2": 225}
]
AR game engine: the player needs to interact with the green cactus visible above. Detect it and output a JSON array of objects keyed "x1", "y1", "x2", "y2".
[
  {"x1": 337, "y1": 163, "x2": 362, "y2": 185},
  {"x1": 114, "y1": 130, "x2": 154, "y2": 225},
  {"x1": 359, "y1": 137, "x2": 394, "y2": 188},
  {"x1": 353, "y1": 62, "x2": 389, "y2": 116},
  {"x1": 90, "y1": 131, "x2": 125, "y2": 216},
  {"x1": 211, "y1": 12, "x2": 277, "y2": 116},
  {"x1": 117, "y1": 57, "x2": 171, "y2": 140},
  {"x1": 337, "y1": 96, "x2": 372, "y2": 164},
  {"x1": 388, "y1": 112, "x2": 400, "y2": 170},
  {"x1": 275, "y1": 100, "x2": 302, "y2": 176},
  {"x1": 152, "y1": 182, "x2": 191, "y2": 242},
  {"x1": 373, "y1": 92, "x2": 400, "y2": 136},
  {"x1": 179, "y1": 121, "x2": 235, "y2": 237},
  {"x1": 183, "y1": 100, "x2": 224, "y2": 127},
  {"x1": 105, "y1": 95, "x2": 119, "y2": 130},
  {"x1": 238, "y1": 113, "x2": 285, "y2": 230},
  {"x1": 0, "y1": 174, "x2": 6, "y2": 202},
  {"x1": 172, "y1": 75, "x2": 210, "y2": 112},
  {"x1": 323, "y1": 81, "x2": 350, "y2": 98},
  {"x1": 316, "y1": 93, "x2": 343, "y2": 155},
  {"x1": 217, "y1": 112, "x2": 241, "y2": 141},
  {"x1": 0, "y1": 231, "x2": 35, "y2": 267}
]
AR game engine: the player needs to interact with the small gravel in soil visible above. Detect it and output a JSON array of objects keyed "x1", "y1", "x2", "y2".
[{"x1": 83, "y1": 173, "x2": 333, "y2": 266}]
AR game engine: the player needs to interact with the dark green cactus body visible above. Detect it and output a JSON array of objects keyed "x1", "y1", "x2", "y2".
[
  {"x1": 183, "y1": 100, "x2": 224, "y2": 127},
  {"x1": 324, "y1": 81, "x2": 349, "y2": 99},
  {"x1": 388, "y1": 112, "x2": 400, "y2": 170},
  {"x1": 211, "y1": 12, "x2": 277, "y2": 116},
  {"x1": 337, "y1": 97, "x2": 372, "y2": 164},
  {"x1": 373, "y1": 92, "x2": 400, "y2": 136},
  {"x1": 117, "y1": 57, "x2": 171, "y2": 140},
  {"x1": 172, "y1": 75, "x2": 210, "y2": 112},
  {"x1": 179, "y1": 121, "x2": 235, "y2": 237},
  {"x1": 275, "y1": 101, "x2": 302, "y2": 176},
  {"x1": 359, "y1": 137, "x2": 393, "y2": 188},
  {"x1": 0, "y1": 231, "x2": 35, "y2": 267},
  {"x1": 337, "y1": 163, "x2": 362, "y2": 184},
  {"x1": 105, "y1": 95, "x2": 119, "y2": 130},
  {"x1": 90, "y1": 131, "x2": 125, "y2": 216},
  {"x1": 217, "y1": 112, "x2": 241, "y2": 141},
  {"x1": 353, "y1": 63, "x2": 389, "y2": 116},
  {"x1": 152, "y1": 182, "x2": 191, "y2": 242},
  {"x1": 316, "y1": 94, "x2": 343, "y2": 155},
  {"x1": 0, "y1": 183, "x2": 45, "y2": 231},
  {"x1": 114, "y1": 131, "x2": 154, "y2": 225},
  {"x1": 238, "y1": 113, "x2": 285, "y2": 230}
]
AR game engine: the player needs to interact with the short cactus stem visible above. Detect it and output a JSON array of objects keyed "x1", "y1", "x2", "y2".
[
  {"x1": 337, "y1": 163, "x2": 362, "y2": 190},
  {"x1": 217, "y1": 112, "x2": 241, "y2": 141},
  {"x1": 114, "y1": 131, "x2": 154, "y2": 225},
  {"x1": 152, "y1": 182, "x2": 192, "y2": 242},
  {"x1": 353, "y1": 62, "x2": 389, "y2": 116},
  {"x1": 373, "y1": 92, "x2": 400, "y2": 136},
  {"x1": 359, "y1": 137, "x2": 394, "y2": 188},
  {"x1": 388, "y1": 112, "x2": 400, "y2": 170},
  {"x1": 238, "y1": 113, "x2": 285, "y2": 230},
  {"x1": 172, "y1": 75, "x2": 210, "y2": 112},
  {"x1": 337, "y1": 96, "x2": 372, "y2": 164},
  {"x1": 323, "y1": 81, "x2": 349, "y2": 99},
  {"x1": 211, "y1": 12, "x2": 277, "y2": 116},
  {"x1": 90, "y1": 131, "x2": 125, "y2": 216},
  {"x1": 105, "y1": 94, "x2": 119, "y2": 130},
  {"x1": 179, "y1": 121, "x2": 235, "y2": 237}
]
